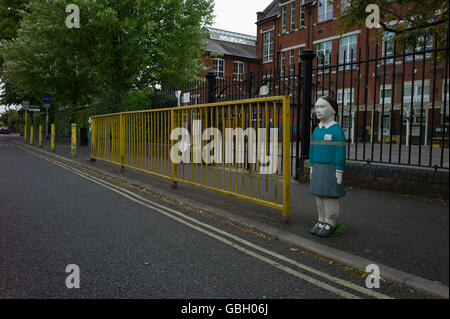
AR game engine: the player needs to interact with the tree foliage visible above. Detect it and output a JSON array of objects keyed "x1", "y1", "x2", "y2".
[
  {"x1": 338, "y1": 0, "x2": 449, "y2": 48},
  {"x1": 0, "y1": 0, "x2": 214, "y2": 111}
]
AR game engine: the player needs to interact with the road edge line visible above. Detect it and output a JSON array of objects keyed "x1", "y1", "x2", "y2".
[{"x1": 12, "y1": 140, "x2": 450, "y2": 299}]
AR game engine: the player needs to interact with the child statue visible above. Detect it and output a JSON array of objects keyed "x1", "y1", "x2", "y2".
[{"x1": 309, "y1": 96, "x2": 346, "y2": 238}]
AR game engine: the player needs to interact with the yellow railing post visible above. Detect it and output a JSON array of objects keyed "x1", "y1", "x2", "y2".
[
  {"x1": 71, "y1": 123, "x2": 77, "y2": 157},
  {"x1": 91, "y1": 119, "x2": 96, "y2": 160},
  {"x1": 282, "y1": 96, "x2": 291, "y2": 223},
  {"x1": 39, "y1": 125, "x2": 43, "y2": 148},
  {"x1": 30, "y1": 126, "x2": 34, "y2": 145},
  {"x1": 51, "y1": 123, "x2": 55, "y2": 152},
  {"x1": 24, "y1": 111, "x2": 28, "y2": 143},
  {"x1": 170, "y1": 109, "x2": 177, "y2": 189},
  {"x1": 120, "y1": 114, "x2": 125, "y2": 172}
]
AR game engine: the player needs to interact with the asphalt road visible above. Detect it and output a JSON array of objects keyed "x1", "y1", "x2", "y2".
[{"x1": 0, "y1": 137, "x2": 435, "y2": 299}]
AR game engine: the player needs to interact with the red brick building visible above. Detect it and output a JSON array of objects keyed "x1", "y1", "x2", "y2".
[
  {"x1": 255, "y1": 0, "x2": 449, "y2": 146},
  {"x1": 202, "y1": 27, "x2": 259, "y2": 81}
]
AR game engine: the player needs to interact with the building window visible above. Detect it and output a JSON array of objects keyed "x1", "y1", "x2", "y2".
[
  {"x1": 443, "y1": 79, "x2": 449, "y2": 102},
  {"x1": 317, "y1": 40, "x2": 332, "y2": 68},
  {"x1": 291, "y1": 2, "x2": 296, "y2": 30},
  {"x1": 289, "y1": 50, "x2": 295, "y2": 76},
  {"x1": 380, "y1": 86, "x2": 392, "y2": 104},
  {"x1": 263, "y1": 30, "x2": 274, "y2": 63},
  {"x1": 298, "y1": 47, "x2": 304, "y2": 63},
  {"x1": 405, "y1": 24, "x2": 433, "y2": 61},
  {"x1": 340, "y1": 0, "x2": 350, "y2": 13},
  {"x1": 337, "y1": 89, "x2": 354, "y2": 106},
  {"x1": 192, "y1": 94, "x2": 200, "y2": 105},
  {"x1": 233, "y1": 61, "x2": 244, "y2": 81},
  {"x1": 403, "y1": 83, "x2": 430, "y2": 103},
  {"x1": 213, "y1": 58, "x2": 225, "y2": 78},
  {"x1": 382, "y1": 31, "x2": 395, "y2": 64},
  {"x1": 339, "y1": 34, "x2": 357, "y2": 69},
  {"x1": 318, "y1": 0, "x2": 333, "y2": 23},
  {"x1": 300, "y1": 0, "x2": 305, "y2": 27},
  {"x1": 316, "y1": 90, "x2": 330, "y2": 102},
  {"x1": 282, "y1": 5, "x2": 287, "y2": 33},
  {"x1": 280, "y1": 51, "x2": 285, "y2": 77}
]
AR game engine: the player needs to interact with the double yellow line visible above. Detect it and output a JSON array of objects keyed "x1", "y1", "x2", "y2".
[{"x1": 20, "y1": 145, "x2": 393, "y2": 299}]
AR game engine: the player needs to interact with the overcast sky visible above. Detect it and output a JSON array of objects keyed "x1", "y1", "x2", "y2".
[
  {"x1": 212, "y1": 0, "x2": 274, "y2": 35},
  {"x1": 0, "y1": 0, "x2": 274, "y2": 114}
]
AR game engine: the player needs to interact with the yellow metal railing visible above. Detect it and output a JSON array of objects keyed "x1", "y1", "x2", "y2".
[{"x1": 91, "y1": 96, "x2": 291, "y2": 219}]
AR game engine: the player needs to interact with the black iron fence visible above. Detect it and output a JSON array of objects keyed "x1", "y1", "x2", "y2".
[
  {"x1": 20, "y1": 28, "x2": 449, "y2": 175},
  {"x1": 159, "y1": 29, "x2": 449, "y2": 175}
]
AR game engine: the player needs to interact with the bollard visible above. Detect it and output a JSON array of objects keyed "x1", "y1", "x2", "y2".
[
  {"x1": 51, "y1": 123, "x2": 55, "y2": 152},
  {"x1": 30, "y1": 126, "x2": 34, "y2": 145},
  {"x1": 71, "y1": 123, "x2": 77, "y2": 157},
  {"x1": 39, "y1": 125, "x2": 43, "y2": 148}
]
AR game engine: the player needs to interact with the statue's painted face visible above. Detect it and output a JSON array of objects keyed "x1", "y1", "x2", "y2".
[{"x1": 315, "y1": 98, "x2": 335, "y2": 122}]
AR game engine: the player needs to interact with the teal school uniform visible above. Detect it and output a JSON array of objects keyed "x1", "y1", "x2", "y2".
[{"x1": 309, "y1": 123, "x2": 346, "y2": 198}]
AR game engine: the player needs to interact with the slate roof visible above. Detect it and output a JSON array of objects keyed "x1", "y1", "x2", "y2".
[
  {"x1": 203, "y1": 27, "x2": 257, "y2": 60},
  {"x1": 205, "y1": 39, "x2": 257, "y2": 60},
  {"x1": 256, "y1": 0, "x2": 280, "y2": 25}
]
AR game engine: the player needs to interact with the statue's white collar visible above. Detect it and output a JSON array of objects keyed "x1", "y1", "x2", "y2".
[{"x1": 319, "y1": 121, "x2": 337, "y2": 129}]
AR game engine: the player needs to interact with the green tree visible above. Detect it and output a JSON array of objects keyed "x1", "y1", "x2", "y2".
[
  {"x1": 0, "y1": 0, "x2": 30, "y2": 84},
  {"x1": 0, "y1": 0, "x2": 30, "y2": 41},
  {"x1": 0, "y1": 0, "x2": 214, "y2": 111},
  {"x1": 338, "y1": 0, "x2": 449, "y2": 48}
]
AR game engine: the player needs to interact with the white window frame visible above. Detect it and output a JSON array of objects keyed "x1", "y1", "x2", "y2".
[
  {"x1": 340, "y1": 0, "x2": 350, "y2": 13},
  {"x1": 442, "y1": 79, "x2": 449, "y2": 102},
  {"x1": 403, "y1": 82, "x2": 430, "y2": 103},
  {"x1": 318, "y1": 0, "x2": 333, "y2": 23},
  {"x1": 382, "y1": 31, "x2": 396, "y2": 64},
  {"x1": 290, "y1": 2, "x2": 296, "y2": 30},
  {"x1": 280, "y1": 51, "x2": 285, "y2": 77},
  {"x1": 337, "y1": 88, "x2": 355, "y2": 106},
  {"x1": 379, "y1": 85, "x2": 392, "y2": 104},
  {"x1": 317, "y1": 40, "x2": 332, "y2": 68},
  {"x1": 289, "y1": 50, "x2": 295, "y2": 76},
  {"x1": 339, "y1": 34, "x2": 358, "y2": 69},
  {"x1": 300, "y1": 0, "x2": 305, "y2": 27},
  {"x1": 282, "y1": 5, "x2": 287, "y2": 33},
  {"x1": 316, "y1": 90, "x2": 330, "y2": 101},
  {"x1": 213, "y1": 58, "x2": 225, "y2": 79},
  {"x1": 233, "y1": 61, "x2": 244, "y2": 81},
  {"x1": 192, "y1": 94, "x2": 200, "y2": 105},
  {"x1": 298, "y1": 47, "x2": 304, "y2": 63},
  {"x1": 263, "y1": 30, "x2": 274, "y2": 63}
]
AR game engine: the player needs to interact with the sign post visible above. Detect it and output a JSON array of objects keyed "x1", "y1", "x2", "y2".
[
  {"x1": 42, "y1": 94, "x2": 52, "y2": 139},
  {"x1": 22, "y1": 101, "x2": 30, "y2": 142}
]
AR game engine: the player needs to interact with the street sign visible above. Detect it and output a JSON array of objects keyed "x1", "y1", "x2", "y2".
[
  {"x1": 44, "y1": 104, "x2": 51, "y2": 108},
  {"x1": 183, "y1": 92, "x2": 190, "y2": 104},
  {"x1": 42, "y1": 93, "x2": 52, "y2": 104},
  {"x1": 22, "y1": 101, "x2": 30, "y2": 111},
  {"x1": 29, "y1": 106, "x2": 41, "y2": 112}
]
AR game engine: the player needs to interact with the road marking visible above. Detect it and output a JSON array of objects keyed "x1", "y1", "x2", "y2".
[{"x1": 20, "y1": 146, "x2": 393, "y2": 299}]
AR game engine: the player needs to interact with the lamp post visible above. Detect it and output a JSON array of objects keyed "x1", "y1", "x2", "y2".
[
  {"x1": 299, "y1": 1, "x2": 317, "y2": 179},
  {"x1": 301, "y1": 1, "x2": 317, "y2": 50}
]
